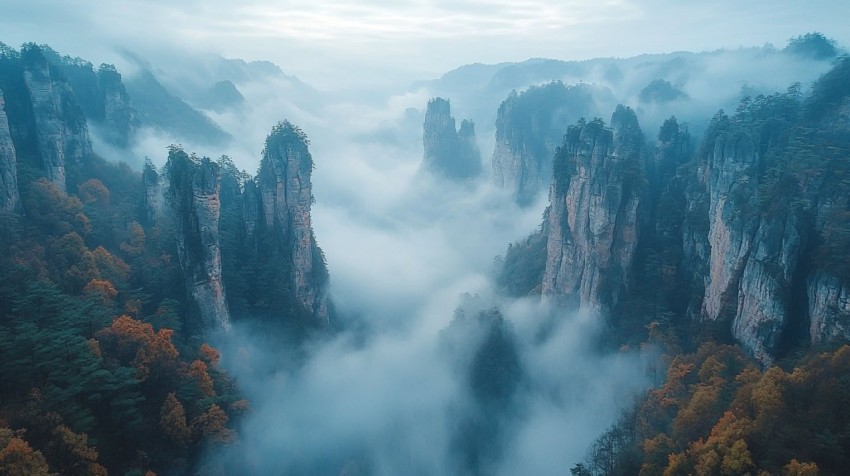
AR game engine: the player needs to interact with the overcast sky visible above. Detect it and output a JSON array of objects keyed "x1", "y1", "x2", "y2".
[{"x1": 1, "y1": 0, "x2": 848, "y2": 89}]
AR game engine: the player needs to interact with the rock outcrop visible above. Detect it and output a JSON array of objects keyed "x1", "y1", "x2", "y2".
[
  {"x1": 693, "y1": 107, "x2": 812, "y2": 364},
  {"x1": 491, "y1": 82, "x2": 596, "y2": 206},
  {"x1": 701, "y1": 131, "x2": 761, "y2": 322},
  {"x1": 97, "y1": 64, "x2": 138, "y2": 147},
  {"x1": 148, "y1": 121, "x2": 331, "y2": 336},
  {"x1": 164, "y1": 148, "x2": 231, "y2": 332},
  {"x1": 254, "y1": 121, "x2": 330, "y2": 325},
  {"x1": 541, "y1": 106, "x2": 644, "y2": 312},
  {"x1": 0, "y1": 89, "x2": 18, "y2": 213},
  {"x1": 20, "y1": 44, "x2": 92, "y2": 193},
  {"x1": 421, "y1": 97, "x2": 481, "y2": 179},
  {"x1": 503, "y1": 59, "x2": 850, "y2": 365},
  {"x1": 807, "y1": 271, "x2": 850, "y2": 344},
  {"x1": 50, "y1": 53, "x2": 139, "y2": 148},
  {"x1": 142, "y1": 159, "x2": 164, "y2": 225},
  {"x1": 241, "y1": 180, "x2": 260, "y2": 248}
]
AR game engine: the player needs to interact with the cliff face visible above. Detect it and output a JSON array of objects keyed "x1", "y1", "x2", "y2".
[
  {"x1": 0, "y1": 89, "x2": 18, "y2": 213},
  {"x1": 256, "y1": 121, "x2": 330, "y2": 325},
  {"x1": 148, "y1": 122, "x2": 331, "y2": 336},
  {"x1": 164, "y1": 148, "x2": 231, "y2": 332},
  {"x1": 142, "y1": 160, "x2": 163, "y2": 225},
  {"x1": 241, "y1": 180, "x2": 260, "y2": 247},
  {"x1": 50, "y1": 53, "x2": 139, "y2": 148},
  {"x1": 807, "y1": 271, "x2": 850, "y2": 344},
  {"x1": 491, "y1": 82, "x2": 596, "y2": 206},
  {"x1": 541, "y1": 106, "x2": 644, "y2": 312},
  {"x1": 729, "y1": 213, "x2": 806, "y2": 364},
  {"x1": 494, "y1": 64, "x2": 850, "y2": 366},
  {"x1": 20, "y1": 45, "x2": 92, "y2": 193},
  {"x1": 97, "y1": 65, "x2": 138, "y2": 147},
  {"x1": 491, "y1": 93, "x2": 547, "y2": 205},
  {"x1": 701, "y1": 132, "x2": 762, "y2": 322},
  {"x1": 421, "y1": 97, "x2": 482, "y2": 179},
  {"x1": 691, "y1": 102, "x2": 813, "y2": 363},
  {"x1": 502, "y1": 59, "x2": 850, "y2": 364}
]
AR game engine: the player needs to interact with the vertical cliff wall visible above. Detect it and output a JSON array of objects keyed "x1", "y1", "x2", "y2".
[
  {"x1": 164, "y1": 148, "x2": 231, "y2": 332},
  {"x1": 97, "y1": 64, "x2": 138, "y2": 147},
  {"x1": 491, "y1": 82, "x2": 597, "y2": 206},
  {"x1": 256, "y1": 121, "x2": 330, "y2": 325},
  {"x1": 142, "y1": 159, "x2": 163, "y2": 225},
  {"x1": 148, "y1": 122, "x2": 332, "y2": 335},
  {"x1": 20, "y1": 44, "x2": 92, "y2": 193},
  {"x1": 541, "y1": 106, "x2": 645, "y2": 312},
  {"x1": 0, "y1": 89, "x2": 18, "y2": 213}
]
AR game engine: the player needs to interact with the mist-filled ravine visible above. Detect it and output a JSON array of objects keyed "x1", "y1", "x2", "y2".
[{"x1": 2, "y1": 3, "x2": 850, "y2": 475}]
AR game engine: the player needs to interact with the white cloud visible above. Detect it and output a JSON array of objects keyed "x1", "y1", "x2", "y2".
[{"x1": 2, "y1": 0, "x2": 848, "y2": 90}]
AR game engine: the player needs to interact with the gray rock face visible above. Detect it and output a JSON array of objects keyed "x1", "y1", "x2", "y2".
[
  {"x1": 808, "y1": 271, "x2": 850, "y2": 344},
  {"x1": 22, "y1": 47, "x2": 92, "y2": 193},
  {"x1": 421, "y1": 98, "x2": 481, "y2": 179},
  {"x1": 241, "y1": 179, "x2": 260, "y2": 247},
  {"x1": 98, "y1": 65, "x2": 138, "y2": 147},
  {"x1": 258, "y1": 122, "x2": 330, "y2": 325},
  {"x1": 491, "y1": 83, "x2": 597, "y2": 206},
  {"x1": 501, "y1": 61, "x2": 850, "y2": 365},
  {"x1": 694, "y1": 130, "x2": 810, "y2": 364},
  {"x1": 679, "y1": 164, "x2": 711, "y2": 317},
  {"x1": 165, "y1": 150, "x2": 231, "y2": 332},
  {"x1": 142, "y1": 160, "x2": 163, "y2": 225},
  {"x1": 491, "y1": 107, "x2": 553, "y2": 206},
  {"x1": 702, "y1": 133, "x2": 761, "y2": 321},
  {"x1": 732, "y1": 215, "x2": 806, "y2": 364},
  {"x1": 542, "y1": 106, "x2": 644, "y2": 312},
  {"x1": 0, "y1": 89, "x2": 18, "y2": 213}
]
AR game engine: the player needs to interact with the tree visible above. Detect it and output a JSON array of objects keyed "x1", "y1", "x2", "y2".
[
  {"x1": 50, "y1": 425, "x2": 107, "y2": 476},
  {"x1": 0, "y1": 429, "x2": 51, "y2": 476},
  {"x1": 783, "y1": 459, "x2": 819, "y2": 476},
  {"x1": 190, "y1": 405, "x2": 234, "y2": 445},
  {"x1": 720, "y1": 439, "x2": 754, "y2": 475},
  {"x1": 77, "y1": 179, "x2": 110, "y2": 206},
  {"x1": 83, "y1": 279, "x2": 117, "y2": 305},
  {"x1": 119, "y1": 222, "x2": 146, "y2": 256},
  {"x1": 160, "y1": 393, "x2": 190, "y2": 449},
  {"x1": 188, "y1": 360, "x2": 215, "y2": 397},
  {"x1": 198, "y1": 344, "x2": 220, "y2": 366},
  {"x1": 96, "y1": 315, "x2": 179, "y2": 381},
  {"x1": 784, "y1": 32, "x2": 838, "y2": 60},
  {"x1": 570, "y1": 462, "x2": 592, "y2": 476}
]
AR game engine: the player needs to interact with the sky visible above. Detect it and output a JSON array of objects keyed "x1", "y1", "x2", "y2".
[{"x1": 1, "y1": 0, "x2": 849, "y2": 89}]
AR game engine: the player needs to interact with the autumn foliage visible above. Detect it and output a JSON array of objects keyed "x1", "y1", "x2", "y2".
[
  {"x1": 0, "y1": 162, "x2": 242, "y2": 475},
  {"x1": 584, "y1": 342, "x2": 850, "y2": 475},
  {"x1": 160, "y1": 393, "x2": 190, "y2": 449},
  {"x1": 0, "y1": 429, "x2": 50, "y2": 476},
  {"x1": 97, "y1": 315, "x2": 179, "y2": 380}
]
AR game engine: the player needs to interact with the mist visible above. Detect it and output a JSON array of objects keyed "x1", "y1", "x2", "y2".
[
  {"x1": 75, "y1": 34, "x2": 840, "y2": 474},
  {"x1": 123, "y1": 56, "x2": 655, "y2": 472}
]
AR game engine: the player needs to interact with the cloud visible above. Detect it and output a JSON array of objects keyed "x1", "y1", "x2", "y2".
[{"x1": 2, "y1": 0, "x2": 848, "y2": 90}]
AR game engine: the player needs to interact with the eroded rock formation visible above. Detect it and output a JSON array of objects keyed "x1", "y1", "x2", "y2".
[
  {"x1": 0, "y1": 89, "x2": 18, "y2": 213},
  {"x1": 422, "y1": 97, "x2": 481, "y2": 179},
  {"x1": 164, "y1": 148, "x2": 231, "y2": 332},
  {"x1": 541, "y1": 106, "x2": 645, "y2": 312}
]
